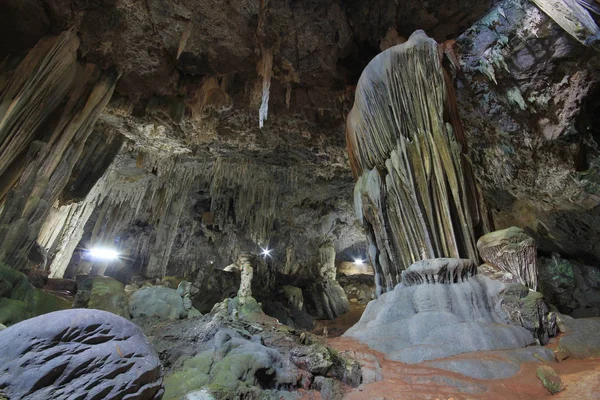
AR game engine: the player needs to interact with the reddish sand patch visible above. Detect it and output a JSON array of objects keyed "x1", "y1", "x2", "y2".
[{"x1": 325, "y1": 337, "x2": 600, "y2": 400}]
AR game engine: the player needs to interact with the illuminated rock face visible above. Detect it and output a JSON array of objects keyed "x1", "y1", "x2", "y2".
[{"x1": 347, "y1": 31, "x2": 487, "y2": 294}]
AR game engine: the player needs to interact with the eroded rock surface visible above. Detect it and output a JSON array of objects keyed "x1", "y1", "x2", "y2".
[{"x1": 0, "y1": 309, "x2": 164, "y2": 400}]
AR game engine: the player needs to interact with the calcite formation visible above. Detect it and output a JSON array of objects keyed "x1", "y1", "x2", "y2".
[
  {"x1": 0, "y1": 31, "x2": 117, "y2": 271},
  {"x1": 344, "y1": 258, "x2": 535, "y2": 363},
  {"x1": 348, "y1": 30, "x2": 487, "y2": 293},
  {"x1": 477, "y1": 227, "x2": 538, "y2": 290}
]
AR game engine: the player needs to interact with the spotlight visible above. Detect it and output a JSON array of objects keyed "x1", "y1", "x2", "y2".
[
  {"x1": 354, "y1": 258, "x2": 364, "y2": 266},
  {"x1": 261, "y1": 247, "x2": 272, "y2": 258},
  {"x1": 88, "y1": 248, "x2": 119, "y2": 261}
]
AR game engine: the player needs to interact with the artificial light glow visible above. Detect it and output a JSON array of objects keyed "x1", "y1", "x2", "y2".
[
  {"x1": 354, "y1": 258, "x2": 364, "y2": 266},
  {"x1": 261, "y1": 247, "x2": 272, "y2": 258},
  {"x1": 88, "y1": 248, "x2": 119, "y2": 261}
]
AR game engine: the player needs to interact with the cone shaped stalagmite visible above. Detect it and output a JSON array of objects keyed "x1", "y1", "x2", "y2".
[{"x1": 347, "y1": 31, "x2": 486, "y2": 293}]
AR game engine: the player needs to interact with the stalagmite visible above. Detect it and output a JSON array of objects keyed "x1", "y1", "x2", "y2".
[
  {"x1": 477, "y1": 227, "x2": 538, "y2": 290},
  {"x1": 0, "y1": 31, "x2": 118, "y2": 271},
  {"x1": 347, "y1": 30, "x2": 486, "y2": 292},
  {"x1": 237, "y1": 253, "x2": 255, "y2": 299}
]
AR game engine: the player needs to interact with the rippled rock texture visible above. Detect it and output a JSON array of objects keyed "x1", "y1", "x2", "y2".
[{"x1": 0, "y1": 309, "x2": 164, "y2": 400}]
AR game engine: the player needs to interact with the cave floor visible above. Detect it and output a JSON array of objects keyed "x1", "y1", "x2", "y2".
[{"x1": 324, "y1": 335, "x2": 600, "y2": 399}]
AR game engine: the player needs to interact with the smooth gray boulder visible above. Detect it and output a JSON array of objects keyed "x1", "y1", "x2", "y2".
[
  {"x1": 0, "y1": 309, "x2": 163, "y2": 400},
  {"x1": 130, "y1": 285, "x2": 187, "y2": 319},
  {"x1": 344, "y1": 258, "x2": 535, "y2": 363}
]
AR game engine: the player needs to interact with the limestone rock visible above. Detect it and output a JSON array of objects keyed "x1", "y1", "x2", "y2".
[
  {"x1": 539, "y1": 254, "x2": 600, "y2": 317},
  {"x1": 130, "y1": 286, "x2": 187, "y2": 319},
  {"x1": 88, "y1": 276, "x2": 129, "y2": 319},
  {"x1": 191, "y1": 269, "x2": 239, "y2": 314},
  {"x1": 304, "y1": 280, "x2": 350, "y2": 320},
  {"x1": 0, "y1": 263, "x2": 71, "y2": 326},
  {"x1": 0, "y1": 309, "x2": 164, "y2": 400},
  {"x1": 536, "y1": 365, "x2": 564, "y2": 394},
  {"x1": 344, "y1": 258, "x2": 535, "y2": 363},
  {"x1": 557, "y1": 317, "x2": 600, "y2": 358},
  {"x1": 501, "y1": 286, "x2": 557, "y2": 345},
  {"x1": 290, "y1": 344, "x2": 334, "y2": 375},
  {"x1": 477, "y1": 227, "x2": 538, "y2": 290},
  {"x1": 401, "y1": 258, "x2": 477, "y2": 286}
]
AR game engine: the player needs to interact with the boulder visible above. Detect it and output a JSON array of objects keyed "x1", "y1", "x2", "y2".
[
  {"x1": 130, "y1": 286, "x2": 187, "y2": 319},
  {"x1": 0, "y1": 309, "x2": 164, "y2": 400},
  {"x1": 0, "y1": 263, "x2": 71, "y2": 326},
  {"x1": 536, "y1": 365, "x2": 564, "y2": 395},
  {"x1": 88, "y1": 276, "x2": 129, "y2": 318},
  {"x1": 344, "y1": 258, "x2": 535, "y2": 363},
  {"x1": 0, "y1": 323, "x2": 5, "y2": 331},
  {"x1": 501, "y1": 284, "x2": 557, "y2": 345},
  {"x1": 477, "y1": 227, "x2": 538, "y2": 290}
]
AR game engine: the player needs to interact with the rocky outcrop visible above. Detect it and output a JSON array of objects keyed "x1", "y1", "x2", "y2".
[
  {"x1": 344, "y1": 258, "x2": 535, "y2": 363},
  {"x1": 0, "y1": 263, "x2": 71, "y2": 326},
  {"x1": 0, "y1": 309, "x2": 164, "y2": 400},
  {"x1": 539, "y1": 253, "x2": 600, "y2": 317},
  {"x1": 304, "y1": 244, "x2": 350, "y2": 320},
  {"x1": 477, "y1": 227, "x2": 538, "y2": 290},
  {"x1": 456, "y1": 0, "x2": 600, "y2": 265}
]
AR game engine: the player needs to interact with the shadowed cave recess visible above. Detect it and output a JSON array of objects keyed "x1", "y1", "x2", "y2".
[{"x1": 1, "y1": 1, "x2": 600, "y2": 399}]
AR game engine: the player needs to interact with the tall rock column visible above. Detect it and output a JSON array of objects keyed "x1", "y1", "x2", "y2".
[
  {"x1": 347, "y1": 30, "x2": 487, "y2": 293},
  {"x1": 0, "y1": 31, "x2": 118, "y2": 271}
]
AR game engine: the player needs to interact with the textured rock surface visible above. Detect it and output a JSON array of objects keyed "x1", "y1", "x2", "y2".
[
  {"x1": 539, "y1": 254, "x2": 600, "y2": 317},
  {"x1": 344, "y1": 258, "x2": 535, "y2": 363},
  {"x1": 88, "y1": 275, "x2": 129, "y2": 318},
  {"x1": 456, "y1": 0, "x2": 600, "y2": 265},
  {"x1": 501, "y1": 284, "x2": 557, "y2": 344},
  {"x1": 477, "y1": 227, "x2": 538, "y2": 289},
  {"x1": 130, "y1": 285, "x2": 187, "y2": 319},
  {"x1": 0, "y1": 309, "x2": 163, "y2": 400},
  {"x1": 557, "y1": 316, "x2": 600, "y2": 358}
]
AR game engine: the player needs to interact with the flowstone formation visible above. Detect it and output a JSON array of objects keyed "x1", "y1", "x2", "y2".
[
  {"x1": 348, "y1": 30, "x2": 488, "y2": 293},
  {"x1": 344, "y1": 258, "x2": 535, "y2": 364}
]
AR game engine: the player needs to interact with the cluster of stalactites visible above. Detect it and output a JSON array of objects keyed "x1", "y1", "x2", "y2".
[
  {"x1": 0, "y1": 31, "x2": 117, "y2": 271},
  {"x1": 347, "y1": 30, "x2": 483, "y2": 292},
  {"x1": 209, "y1": 157, "x2": 296, "y2": 243}
]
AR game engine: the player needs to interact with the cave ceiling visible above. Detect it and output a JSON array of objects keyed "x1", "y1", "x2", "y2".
[{"x1": 0, "y1": 0, "x2": 494, "y2": 175}]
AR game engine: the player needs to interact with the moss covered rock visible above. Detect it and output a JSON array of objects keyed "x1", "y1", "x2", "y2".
[
  {"x1": 0, "y1": 264, "x2": 71, "y2": 326},
  {"x1": 88, "y1": 276, "x2": 129, "y2": 318},
  {"x1": 536, "y1": 365, "x2": 564, "y2": 394}
]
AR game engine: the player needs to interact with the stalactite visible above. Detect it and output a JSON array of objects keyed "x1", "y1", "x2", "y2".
[
  {"x1": 258, "y1": 49, "x2": 273, "y2": 129},
  {"x1": 347, "y1": 30, "x2": 485, "y2": 291},
  {"x1": 531, "y1": 0, "x2": 600, "y2": 51},
  {"x1": 0, "y1": 31, "x2": 118, "y2": 271}
]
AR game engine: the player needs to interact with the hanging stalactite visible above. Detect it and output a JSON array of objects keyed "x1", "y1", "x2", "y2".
[
  {"x1": 0, "y1": 31, "x2": 118, "y2": 271},
  {"x1": 347, "y1": 30, "x2": 487, "y2": 292}
]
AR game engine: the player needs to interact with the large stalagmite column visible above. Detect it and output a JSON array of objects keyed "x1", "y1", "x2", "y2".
[
  {"x1": 0, "y1": 31, "x2": 118, "y2": 271},
  {"x1": 347, "y1": 30, "x2": 487, "y2": 293}
]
